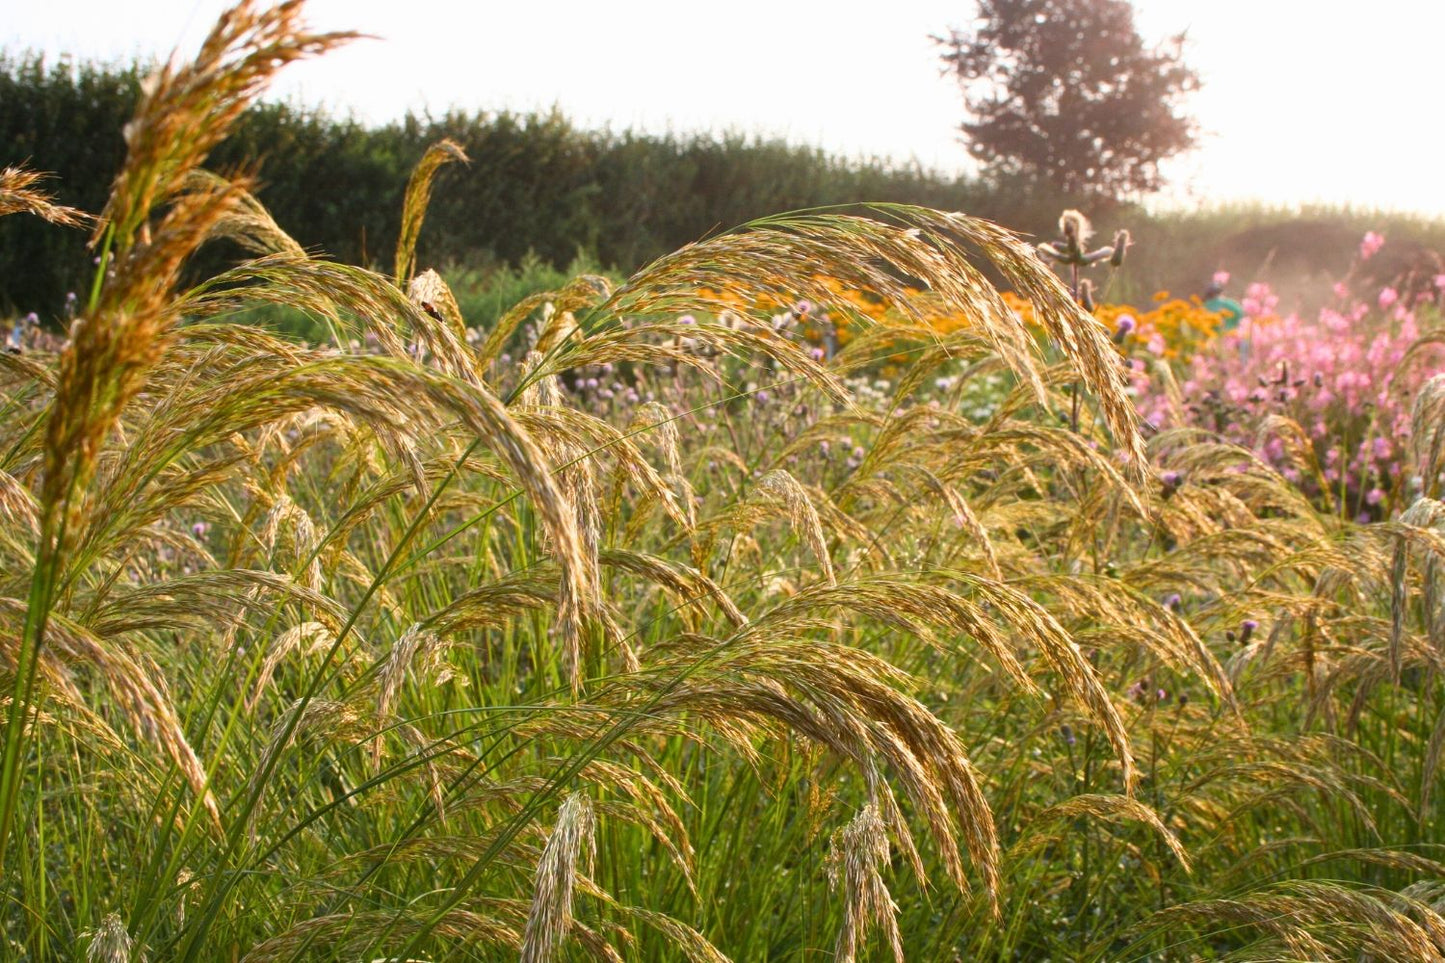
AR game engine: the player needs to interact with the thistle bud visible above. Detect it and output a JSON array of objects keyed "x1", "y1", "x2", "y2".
[
  {"x1": 1110, "y1": 229, "x2": 1130, "y2": 267},
  {"x1": 1079, "y1": 278, "x2": 1096, "y2": 312},
  {"x1": 1059, "y1": 210, "x2": 1090, "y2": 240},
  {"x1": 1060, "y1": 209, "x2": 1091, "y2": 252}
]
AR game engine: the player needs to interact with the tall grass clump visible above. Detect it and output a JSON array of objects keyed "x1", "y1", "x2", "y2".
[{"x1": 7, "y1": 3, "x2": 1445, "y2": 961}]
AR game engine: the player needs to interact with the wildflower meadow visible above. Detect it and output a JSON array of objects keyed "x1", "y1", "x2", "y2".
[{"x1": 5, "y1": 3, "x2": 1445, "y2": 962}]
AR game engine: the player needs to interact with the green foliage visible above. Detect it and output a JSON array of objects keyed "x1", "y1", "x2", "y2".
[
  {"x1": 0, "y1": 52, "x2": 140, "y2": 314},
  {"x1": 0, "y1": 51, "x2": 1065, "y2": 315}
]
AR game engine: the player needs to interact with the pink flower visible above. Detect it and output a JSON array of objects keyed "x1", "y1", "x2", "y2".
[
  {"x1": 1212, "y1": 270, "x2": 1231, "y2": 286},
  {"x1": 1134, "y1": 233, "x2": 1445, "y2": 516},
  {"x1": 1147, "y1": 333, "x2": 1166, "y2": 356},
  {"x1": 1360, "y1": 231, "x2": 1385, "y2": 260}
]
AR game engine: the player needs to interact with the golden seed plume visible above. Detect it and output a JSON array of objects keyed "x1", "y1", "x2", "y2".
[
  {"x1": 521, "y1": 792, "x2": 597, "y2": 963},
  {"x1": 828, "y1": 805, "x2": 905, "y2": 963},
  {"x1": 0, "y1": 166, "x2": 89, "y2": 227},
  {"x1": 394, "y1": 138, "x2": 469, "y2": 285}
]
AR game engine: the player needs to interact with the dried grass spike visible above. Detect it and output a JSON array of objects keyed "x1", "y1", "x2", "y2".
[
  {"x1": 187, "y1": 168, "x2": 304, "y2": 258},
  {"x1": 97, "y1": 0, "x2": 357, "y2": 252},
  {"x1": 373, "y1": 622, "x2": 449, "y2": 767},
  {"x1": 0, "y1": 166, "x2": 89, "y2": 226},
  {"x1": 828, "y1": 805, "x2": 904, "y2": 963},
  {"x1": 752, "y1": 469, "x2": 835, "y2": 586},
  {"x1": 521, "y1": 792, "x2": 596, "y2": 963},
  {"x1": 1414, "y1": 374, "x2": 1445, "y2": 499},
  {"x1": 409, "y1": 268, "x2": 467, "y2": 340},
  {"x1": 394, "y1": 138, "x2": 468, "y2": 284},
  {"x1": 84, "y1": 912, "x2": 141, "y2": 963}
]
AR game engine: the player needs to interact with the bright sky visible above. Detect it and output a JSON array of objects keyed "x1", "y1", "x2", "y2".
[{"x1": 5, "y1": 0, "x2": 1442, "y2": 216}]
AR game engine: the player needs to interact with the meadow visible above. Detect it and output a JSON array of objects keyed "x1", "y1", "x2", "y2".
[{"x1": 6, "y1": 3, "x2": 1445, "y2": 961}]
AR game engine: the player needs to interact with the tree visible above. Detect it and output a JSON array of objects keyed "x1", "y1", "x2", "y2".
[{"x1": 935, "y1": 0, "x2": 1200, "y2": 197}]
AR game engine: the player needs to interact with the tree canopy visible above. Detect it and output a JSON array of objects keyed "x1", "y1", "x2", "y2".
[{"x1": 935, "y1": 0, "x2": 1200, "y2": 197}]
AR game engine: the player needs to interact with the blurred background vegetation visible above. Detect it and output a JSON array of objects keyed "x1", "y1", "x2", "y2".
[{"x1": 6, "y1": 50, "x2": 1445, "y2": 323}]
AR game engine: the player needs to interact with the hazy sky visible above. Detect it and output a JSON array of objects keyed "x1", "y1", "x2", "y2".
[{"x1": 4, "y1": 0, "x2": 1442, "y2": 216}]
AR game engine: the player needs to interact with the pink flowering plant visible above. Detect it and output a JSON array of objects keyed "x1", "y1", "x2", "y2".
[{"x1": 1133, "y1": 233, "x2": 1444, "y2": 520}]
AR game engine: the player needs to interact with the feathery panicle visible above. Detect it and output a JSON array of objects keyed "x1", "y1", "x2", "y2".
[
  {"x1": 0, "y1": 166, "x2": 89, "y2": 226},
  {"x1": 409, "y1": 268, "x2": 468, "y2": 341},
  {"x1": 828, "y1": 805, "x2": 905, "y2": 963},
  {"x1": 96, "y1": 0, "x2": 357, "y2": 253},
  {"x1": 375, "y1": 624, "x2": 452, "y2": 751},
  {"x1": 620, "y1": 908, "x2": 732, "y2": 963},
  {"x1": 1019, "y1": 793, "x2": 1190, "y2": 871},
  {"x1": 84, "y1": 913, "x2": 141, "y2": 963},
  {"x1": 5, "y1": 7, "x2": 358, "y2": 861},
  {"x1": 750, "y1": 469, "x2": 836, "y2": 586},
  {"x1": 187, "y1": 169, "x2": 305, "y2": 258},
  {"x1": 1414, "y1": 374, "x2": 1445, "y2": 499},
  {"x1": 1150, "y1": 881, "x2": 1445, "y2": 962},
  {"x1": 394, "y1": 139, "x2": 468, "y2": 285},
  {"x1": 247, "y1": 621, "x2": 336, "y2": 711},
  {"x1": 1392, "y1": 498, "x2": 1445, "y2": 679},
  {"x1": 521, "y1": 792, "x2": 597, "y2": 963}
]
